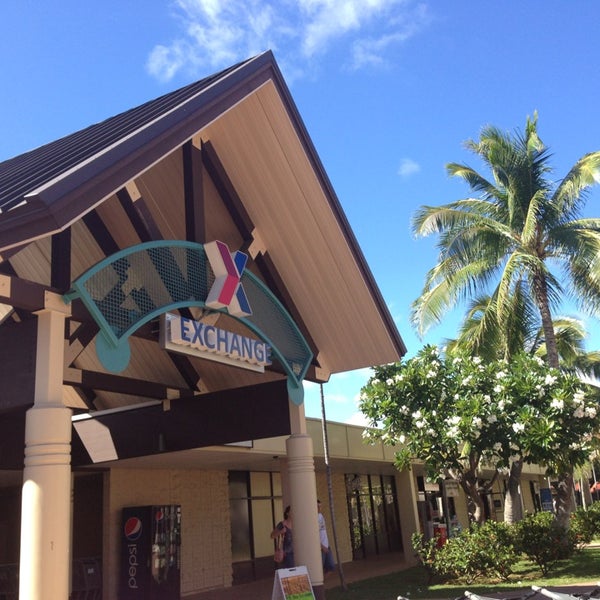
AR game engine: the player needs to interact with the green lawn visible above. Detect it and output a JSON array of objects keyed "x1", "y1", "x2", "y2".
[{"x1": 326, "y1": 545, "x2": 600, "y2": 600}]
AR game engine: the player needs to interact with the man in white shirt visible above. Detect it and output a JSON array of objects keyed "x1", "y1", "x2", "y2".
[{"x1": 317, "y1": 500, "x2": 335, "y2": 574}]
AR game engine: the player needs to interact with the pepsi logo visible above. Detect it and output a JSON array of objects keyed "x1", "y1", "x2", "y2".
[{"x1": 124, "y1": 517, "x2": 142, "y2": 541}]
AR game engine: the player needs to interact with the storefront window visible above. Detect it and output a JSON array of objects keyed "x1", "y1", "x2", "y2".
[
  {"x1": 228, "y1": 471, "x2": 282, "y2": 584},
  {"x1": 345, "y1": 473, "x2": 402, "y2": 560}
]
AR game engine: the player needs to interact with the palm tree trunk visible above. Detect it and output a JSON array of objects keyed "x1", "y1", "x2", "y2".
[
  {"x1": 504, "y1": 459, "x2": 524, "y2": 524},
  {"x1": 533, "y1": 273, "x2": 559, "y2": 368},
  {"x1": 532, "y1": 273, "x2": 580, "y2": 529}
]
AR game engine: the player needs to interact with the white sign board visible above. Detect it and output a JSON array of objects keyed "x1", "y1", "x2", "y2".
[
  {"x1": 444, "y1": 480, "x2": 460, "y2": 498},
  {"x1": 272, "y1": 566, "x2": 315, "y2": 600},
  {"x1": 159, "y1": 312, "x2": 271, "y2": 372}
]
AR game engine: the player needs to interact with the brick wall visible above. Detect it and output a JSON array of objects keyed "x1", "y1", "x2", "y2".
[{"x1": 104, "y1": 468, "x2": 230, "y2": 599}]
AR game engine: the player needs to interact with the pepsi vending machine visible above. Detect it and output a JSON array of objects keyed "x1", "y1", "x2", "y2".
[{"x1": 120, "y1": 505, "x2": 181, "y2": 600}]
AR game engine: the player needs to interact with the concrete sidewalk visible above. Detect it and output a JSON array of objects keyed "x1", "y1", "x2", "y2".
[
  {"x1": 187, "y1": 551, "x2": 409, "y2": 599},
  {"x1": 464, "y1": 584, "x2": 600, "y2": 600}
]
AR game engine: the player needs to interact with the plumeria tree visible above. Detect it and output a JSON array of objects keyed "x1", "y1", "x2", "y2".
[{"x1": 359, "y1": 346, "x2": 600, "y2": 525}]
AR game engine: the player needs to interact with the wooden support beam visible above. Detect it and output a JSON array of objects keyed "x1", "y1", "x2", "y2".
[
  {"x1": 51, "y1": 228, "x2": 71, "y2": 292},
  {"x1": 201, "y1": 139, "x2": 255, "y2": 239},
  {"x1": 117, "y1": 184, "x2": 162, "y2": 241},
  {"x1": 0, "y1": 273, "x2": 58, "y2": 312},
  {"x1": 183, "y1": 141, "x2": 205, "y2": 243},
  {"x1": 63, "y1": 367, "x2": 200, "y2": 400}
]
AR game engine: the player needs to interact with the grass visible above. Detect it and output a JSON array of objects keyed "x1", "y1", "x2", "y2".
[{"x1": 326, "y1": 545, "x2": 600, "y2": 600}]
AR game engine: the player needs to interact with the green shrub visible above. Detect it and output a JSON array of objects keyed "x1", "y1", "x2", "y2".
[
  {"x1": 411, "y1": 532, "x2": 441, "y2": 584},
  {"x1": 513, "y1": 511, "x2": 576, "y2": 576},
  {"x1": 570, "y1": 501, "x2": 600, "y2": 549},
  {"x1": 434, "y1": 521, "x2": 517, "y2": 584}
]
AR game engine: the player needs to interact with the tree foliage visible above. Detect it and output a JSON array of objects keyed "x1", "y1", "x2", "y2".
[
  {"x1": 411, "y1": 114, "x2": 600, "y2": 370},
  {"x1": 359, "y1": 346, "x2": 600, "y2": 523}
]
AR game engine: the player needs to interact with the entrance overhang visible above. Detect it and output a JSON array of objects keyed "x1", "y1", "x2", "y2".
[{"x1": 71, "y1": 378, "x2": 290, "y2": 466}]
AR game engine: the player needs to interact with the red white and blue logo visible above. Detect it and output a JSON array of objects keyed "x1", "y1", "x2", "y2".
[
  {"x1": 205, "y1": 241, "x2": 252, "y2": 317},
  {"x1": 124, "y1": 517, "x2": 143, "y2": 541}
]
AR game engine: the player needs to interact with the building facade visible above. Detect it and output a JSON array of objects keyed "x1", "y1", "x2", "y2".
[{"x1": 0, "y1": 51, "x2": 407, "y2": 599}]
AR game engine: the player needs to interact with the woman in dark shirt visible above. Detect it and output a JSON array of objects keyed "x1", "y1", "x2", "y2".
[{"x1": 271, "y1": 505, "x2": 294, "y2": 568}]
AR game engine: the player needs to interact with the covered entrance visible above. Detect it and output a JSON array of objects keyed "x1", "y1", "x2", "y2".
[{"x1": 0, "y1": 51, "x2": 406, "y2": 599}]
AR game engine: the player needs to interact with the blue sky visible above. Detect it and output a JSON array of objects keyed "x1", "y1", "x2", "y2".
[{"x1": 2, "y1": 1, "x2": 600, "y2": 424}]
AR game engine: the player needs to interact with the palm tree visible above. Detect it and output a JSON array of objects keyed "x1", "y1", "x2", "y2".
[
  {"x1": 412, "y1": 113, "x2": 600, "y2": 371},
  {"x1": 446, "y1": 295, "x2": 600, "y2": 379},
  {"x1": 412, "y1": 113, "x2": 600, "y2": 526},
  {"x1": 444, "y1": 283, "x2": 536, "y2": 362}
]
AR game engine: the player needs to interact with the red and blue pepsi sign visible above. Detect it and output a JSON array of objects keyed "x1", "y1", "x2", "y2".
[{"x1": 124, "y1": 517, "x2": 143, "y2": 542}]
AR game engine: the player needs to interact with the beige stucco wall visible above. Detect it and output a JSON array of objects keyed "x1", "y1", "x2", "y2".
[{"x1": 103, "y1": 468, "x2": 230, "y2": 600}]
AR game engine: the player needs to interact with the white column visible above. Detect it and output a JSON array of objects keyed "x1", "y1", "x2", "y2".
[
  {"x1": 20, "y1": 295, "x2": 72, "y2": 600},
  {"x1": 286, "y1": 400, "x2": 324, "y2": 598}
]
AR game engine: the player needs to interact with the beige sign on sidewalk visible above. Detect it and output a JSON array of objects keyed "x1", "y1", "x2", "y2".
[{"x1": 272, "y1": 566, "x2": 315, "y2": 600}]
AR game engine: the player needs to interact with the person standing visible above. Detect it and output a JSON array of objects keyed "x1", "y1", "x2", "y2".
[
  {"x1": 271, "y1": 506, "x2": 294, "y2": 568},
  {"x1": 317, "y1": 500, "x2": 335, "y2": 574}
]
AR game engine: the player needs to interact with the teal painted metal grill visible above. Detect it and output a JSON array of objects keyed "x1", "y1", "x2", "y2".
[
  {"x1": 64, "y1": 241, "x2": 313, "y2": 399},
  {"x1": 241, "y1": 274, "x2": 309, "y2": 380},
  {"x1": 82, "y1": 243, "x2": 212, "y2": 340}
]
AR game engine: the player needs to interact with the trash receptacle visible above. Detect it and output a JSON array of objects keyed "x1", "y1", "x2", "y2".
[
  {"x1": 71, "y1": 557, "x2": 101, "y2": 600},
  {"x1": 433, "y1": 523, "x2": 447, "y2": 547}
]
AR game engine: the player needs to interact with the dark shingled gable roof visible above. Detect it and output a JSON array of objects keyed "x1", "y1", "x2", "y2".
[
  {"x1": 0, "y1": 49, "x2": 407, "y2": 365},
  {"x1": 0, "y1": 57, "x2": 253, "y2": 215}
]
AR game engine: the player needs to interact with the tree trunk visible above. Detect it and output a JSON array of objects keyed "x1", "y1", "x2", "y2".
[
  {"x1": 532, "y1": 273, "x2": 578, "y2": 528},
  {"x1": 458, "y1": 471, "x2": 486, "y2": 524},
  {"x1": 533, "y1": 273, "x2": 559, "y2": 369},
  {"x1": 504, "y1": 459, "x2": 524, "y2": 524},
  {"x1": 554, "y1": 471, "x2": 576, "y2": 529}
]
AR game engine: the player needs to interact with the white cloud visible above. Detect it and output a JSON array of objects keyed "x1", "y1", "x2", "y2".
[
  {"x1": 398, "y1": 157, "x2": 420, "y2": 178},
  {"x1": 331, "y1": 366, "x2": 372, "y2": 381},
  {"x1": 383, "y1": 300, "x2": 404, "y2": 327},
  {"x1": 322, "y1": 391, "x2": 351, "y2": 404},
  {"x1": 147, "y1": 42, "x2": 189, "y2": 83},
  {"x1": 349, "y1": 2, "x2": 430, "y2": 69},
  {"x1": 299, "y1": 0, "x2": 376, "y2": 58},
  {"x1": 146, "y1": 0, "x2": 430, "y2": 82},
  {"x1": 344, "y1": 411, "x2": 369, "y2": 426}
]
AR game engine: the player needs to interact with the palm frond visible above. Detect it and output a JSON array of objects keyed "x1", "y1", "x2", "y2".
[
  {"x1": 552, "y1": 151, "x2": 600, "y2": 216},
  {"x1": 521, "y1": 189, "x2": 546, "y2": 249},
  {"x1": 446, "y1": 163, "x2": 499, "y2": 198},
  {"x1": 444, "y1": 294, "x2": 503, "y2": 361},
  {"x1": 411, "y1": 257, "x2": 503, "y2": 336},
  {"x1": 411, "y1": 113, "x2": 600, "y2": 356}
]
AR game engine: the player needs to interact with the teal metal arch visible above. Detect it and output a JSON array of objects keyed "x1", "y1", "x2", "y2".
[{"x1": 63, "y1": 240, "x2": 313, "y2": 405}]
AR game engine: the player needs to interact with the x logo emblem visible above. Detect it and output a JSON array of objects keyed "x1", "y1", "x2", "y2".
[{"x1": 204, "y1": 241, "x2": 252, "y2": 317}]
